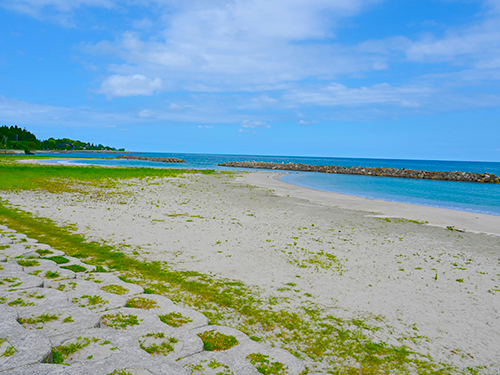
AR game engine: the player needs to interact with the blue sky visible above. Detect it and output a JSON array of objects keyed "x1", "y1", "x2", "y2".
[{"x1": 0, "y1": 0, "x2": 499, "y2": 161}]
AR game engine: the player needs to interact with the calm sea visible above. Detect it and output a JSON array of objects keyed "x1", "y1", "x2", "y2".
[{"x1": 34, "y1": 152, "x2": 500, "y2": 216}]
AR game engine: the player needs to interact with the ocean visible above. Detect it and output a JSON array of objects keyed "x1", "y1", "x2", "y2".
[{"x1": 34, "y1": 152, "x2": 500, "y2": 216}]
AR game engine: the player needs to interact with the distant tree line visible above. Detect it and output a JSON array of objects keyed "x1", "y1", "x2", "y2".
[{"x1": 0, "y1": 125, "x2": 124, "y2": 152}]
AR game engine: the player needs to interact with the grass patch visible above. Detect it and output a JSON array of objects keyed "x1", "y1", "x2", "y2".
[
  {"x1": 61, "y1": 264, "x2": 87, "y2": 272},
  {"x1": 102, "y1": 284, "x2": 128, "y2": 295},
  {"x1": 17, "y1": 259, "x2": 40, "y2": 267},
  {"x1": 44, "y1": 270, "x2": 60, "y2": 279},
  {"x1": 125, "y1": 296, "x2": 158, "y2": 309},
  {"x1": 247, "y1": 353, "x2": 288, "y2": 375},
  {"x1": 101, "y1": 313, "x2": 139, "y2": 330},
  {"x1": 138, "y1": 332, "x2": 178, "y2": 356},
  {"x1": 52, "y1": 336, "x2": 94, "y2": 364},
  {"x1": 44, "y1": 255, "x2": 69, "y2": 264},
  {"x1": 8, "y1": 298, "x2": 35, "y2": 307},
  {"x1": 198, "y1": 331, "x2": 239, "y2": 351},
  {"x1": 0, "y1": 345, "x2": 16, "y2": 358},
  {"x1": 0, "y1": 161, "x2": 214, "y2": 193},
  {"x1": 35, "y1": 248, "x2": 53, "y2": 256},
  {"x1": 159, "y1": 312, "x2": 193, "y2": 327},
  {"x1": 19, "y1": 313, "x2": 59, "y2": 325}
]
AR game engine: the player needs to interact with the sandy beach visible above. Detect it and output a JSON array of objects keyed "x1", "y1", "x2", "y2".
[{"x1": 2, "y1": 169, "x2": 500, "y2": 373}]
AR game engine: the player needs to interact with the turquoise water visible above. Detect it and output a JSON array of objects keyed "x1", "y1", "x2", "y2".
[{"x1": 35, "y1": 152, "x2": 500, "y2": 216}]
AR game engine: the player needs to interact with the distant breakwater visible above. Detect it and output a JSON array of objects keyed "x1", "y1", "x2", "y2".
[
  {"x1": 219, "y1": 161, "x2": 500, "y2": 183},
  {"x1": 118, "y1": 155, "x2": 186, "y2": 163}
]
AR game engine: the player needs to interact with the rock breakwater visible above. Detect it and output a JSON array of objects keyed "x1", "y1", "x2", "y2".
[
  {"x1": 118, "y1": 155, "x2": 186, "y2": 163},
  {"x1": 219, "y1": 161, "x2": 500, "y2": 183}
]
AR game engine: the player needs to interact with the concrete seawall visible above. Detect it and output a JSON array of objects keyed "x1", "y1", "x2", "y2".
[{"x1": 219, "y1": 161, "x2": 500, "y2": 183}]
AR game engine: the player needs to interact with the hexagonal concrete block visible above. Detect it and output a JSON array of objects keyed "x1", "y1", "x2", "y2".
[
  {"x1": 0, "y1": 287, "x2": 70, "y2": 314},
  {"x1": 0, "y1": 273, "x2": 43, "y2": 292},
  {"x1": 152, "y1": 303, "x2": 208, "y2": 332},
  {"x1": 124, "y1": 294, "x2": 174, "y2": 311},
  {"x1": 0, "y1": 320, "x2": 52, "y2": 373},
  {"x1": 0, "y1": 244, "x2": 33, "y2": 258},
  {"x1": 44, "y1": 278, "x2": 101, "y2": 294},
  {"x1": 44, "y1": 328, "x2": 189, "y2": 375},
  {"x1": 0, "y1": 261, "x2": 24, "y2": 274},
  {"x1": 18, "y1": 306, "x2": 101, "y2": 346},
  {"x1": 67, "y1": 290, "x2": 126, "y2": 313},
  {"x1": 99, "y1": 307, "x2": 163, "y2": 333},
  {"x1": 181, "y1": 325, "x2": 306, "y2": 375}
]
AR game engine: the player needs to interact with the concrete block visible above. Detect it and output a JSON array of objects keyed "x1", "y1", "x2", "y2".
[
  {"x1": 47, "y1": 328, "x2": 189, "y2": 375},
  {"x1": 67, "y1": 290, "x2": 126, "y2": 313},
  {"x1": 0, "y1": 244, "x2": 33, "y2": 258},
  {"x1": 0, "y1": 273, "x2": 43, "y2": 292},
  {"x1": 18, "y1": 307, "x2": 101, "y2": 346},
  {"x1": 0, "y1": 288, "x2": 70, "y2": 314},
  {"x1": 0, "y1": 305, "x2": 18, "y2": 322},
  {"x1": 0, "y1": 320, "x2": 52, "y2": 373},
  {"x1": 99, "y1": 308, "x2": 163, "y2": 333},
  {"x1": 44, "y1": 278, "x2": 101, "y2": 294},
  {"x1": 0, "y1": 261, "x2": 24, "y2": 274}
]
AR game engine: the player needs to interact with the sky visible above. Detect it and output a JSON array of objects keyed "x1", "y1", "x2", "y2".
[{"x1": 0, "y1": 0, "x2": 500, "y2": 161}]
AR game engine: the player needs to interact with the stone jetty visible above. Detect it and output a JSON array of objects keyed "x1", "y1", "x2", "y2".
[
  {"x1": 118, "y1": 156, "x2": 186, "y2": 163},
  {"x1": 219, "y1": 161, "x2": 500, "y2": 183},
  {"x1": 0, "y1": 226, "x2": 304, "y2": 374}
]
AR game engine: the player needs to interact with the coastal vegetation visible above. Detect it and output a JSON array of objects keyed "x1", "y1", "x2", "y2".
[
  {"x1": 0, "y1": 125, "x2": 124, "y2": 152},
  {"x1": 0, "y1": 159, "x2": 480, "y2": 374}
]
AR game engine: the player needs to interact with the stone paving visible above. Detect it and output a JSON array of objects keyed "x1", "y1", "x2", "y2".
[{"x1": 0, "y1": 225, "x2": 305, "y2": 375}]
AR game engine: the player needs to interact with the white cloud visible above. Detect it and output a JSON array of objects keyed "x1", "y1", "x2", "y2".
[
  {"x1": 168, "y1": 103, "x2": 182, "y2": 110},
  {"x1": 98, "y1": 74, "x2": 163, "y2": 98},
  {"x1": 241, "y1": 120, "x2": 270, "y2": 128},
  {"x1": 0, "y1": 0, "x2": 115, "y2": 25},
  {"x1": 287, "y1": 83, "x2": 432, "y2": 107},
  {"x1": 138, "y1": 109, "x2": 156, "y2": 118}
]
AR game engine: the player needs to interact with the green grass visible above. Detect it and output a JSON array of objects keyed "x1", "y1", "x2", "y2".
[
  {"x1": 44, "y1": 255, "x2": 69, "y2": 264},
  {"x1": 159, "y1": 312, "x2": 193, "y2": 327},
  {"x1": 125, "y1": 296, "x2": 158, "y2": 309},
  {"x1": 102, "y1": 284, "x2": 128, "y2": 295},
  {"x1": 8, "y1": 298, "x2": 35, "y2": 307},
  {"x1": 198, "y1": 331, "x2": 239, "y2": 351},
  {"x1": 101, "y1": 313, "x2": 139, "y2": 330},
  {"x1": 44, "y1": 270, "x2": 60, "y2": 279},
  {"x1": 52, "y1": 336, "x2": 93, "y2": 364},
  {"x1": 17, "y1": 259, "x2": 40, "y2": 267},
  {"x1": 138, "y1": 333, "x2": 178, "y2": 356},
  {"x1": 35, "y1": 249, "x2": 53, "y2": 256},
  {"x1": 0, "y1": 160, "x2": 214, "y2": 193},
  {"x1": 19, "y1": 313, "x2": 59, "y2": 325},
  {"x1": 61, "y1": 264, "x2": 87, "y2": 272},
  {"x1": 247, "y1": 353, "x2": 288, "y2": 375}
]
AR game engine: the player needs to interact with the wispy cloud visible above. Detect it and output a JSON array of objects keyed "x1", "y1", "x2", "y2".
[{"x1": 98, "y1": 74, "x2": 163, "y2": 98}]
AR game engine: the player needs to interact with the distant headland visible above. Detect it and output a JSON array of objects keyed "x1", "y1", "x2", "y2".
[
  {"x1": 0, "y1": 125, "x2": 125, "y2": 153},
  {"x1": 220, "y1": 161, "x2": 500, "y2": 183}
]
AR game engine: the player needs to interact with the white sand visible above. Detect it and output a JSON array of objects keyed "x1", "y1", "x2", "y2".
[{"x1": 3, "y1": 170, "x2": 500, "y2": 372}]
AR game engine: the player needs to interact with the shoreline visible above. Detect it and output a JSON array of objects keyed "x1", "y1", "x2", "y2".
[
  {"x1": 13, "y1": 158, "x2": 500, "y2": 233},
  {"x1": 243, "y1": 171, "x2": 500, "y2": 237}
]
